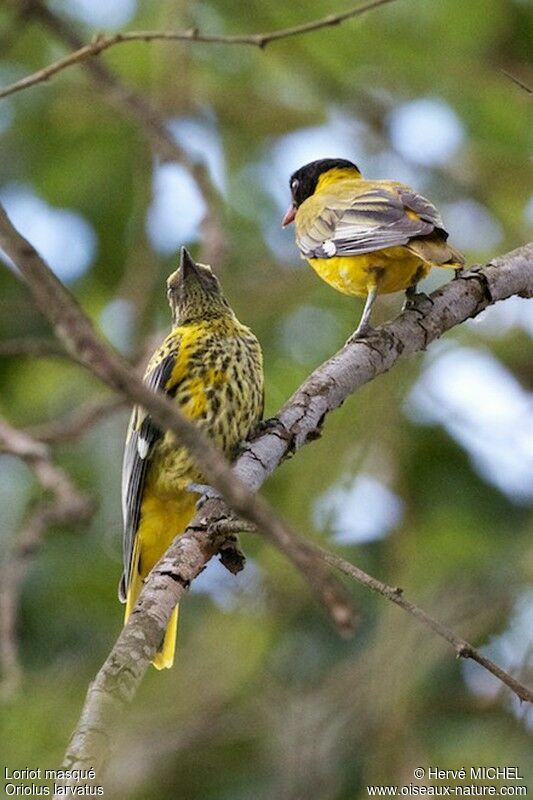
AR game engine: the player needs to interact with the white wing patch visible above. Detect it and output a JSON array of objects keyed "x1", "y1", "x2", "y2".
[
  {"x1": 137, "y1": 435, "x2": 150, "y2": 459},
  {"x1": 322, "y1": 239, "x2": 337, "y2": 256}
]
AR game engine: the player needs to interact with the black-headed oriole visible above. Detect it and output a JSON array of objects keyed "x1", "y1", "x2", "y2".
[{"x1": 282, "y1": 158, "x2": 464, "y2": 336}]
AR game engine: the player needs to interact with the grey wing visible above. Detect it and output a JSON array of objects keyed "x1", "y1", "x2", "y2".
[
  {"x1": 118, "y1": 352, "x2": 177, "y2": 602},
  {"x1": 396, "y1": 186, "x2": 446, "y2": 232},
  {"x1": 298, "y1": 188, "x2": 438, "y2": 259}
]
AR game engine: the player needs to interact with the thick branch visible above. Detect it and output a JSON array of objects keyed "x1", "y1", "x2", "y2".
[
  {"x1": 0, "y1": 0, "x2": 397, "y2": 100},
  {"x1": 233, "y1": 251, "x2": 533, "y2": 491}
]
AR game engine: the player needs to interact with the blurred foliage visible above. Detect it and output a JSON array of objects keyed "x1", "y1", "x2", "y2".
[{"x1": 0, "y1": 0, "x2": 532, "y2": 797}]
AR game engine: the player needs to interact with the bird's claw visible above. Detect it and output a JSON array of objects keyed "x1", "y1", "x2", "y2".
[
  {"x1": 456, "y1": 267, "x2": 481, "y2": 280},
  {"x1": 346, "y1": 323, "x2": 375, "y2": 344},
  {"x1": 253, "y1": 417, "x2": 281, "y2": 436},
  {"x1": 402, "y1": 290, "x2": 431, "y2": 312},
  {"x1": 186, "y1": 482, "x2": 222, "y2": 509}
]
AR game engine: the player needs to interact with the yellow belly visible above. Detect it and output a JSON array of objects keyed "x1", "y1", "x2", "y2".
[
  {"x1": 307, "y1": 246, "x2": 430, "y2": 297},
  {"x1": 136, "y1": 490, "x2": 198, "y2": 578}
]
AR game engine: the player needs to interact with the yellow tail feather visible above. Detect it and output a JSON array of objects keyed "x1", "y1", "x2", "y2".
[
  {"x1": 151, "y1": 605, "x2": 179, "y2": 670},
  {"x1": 124, "y1": 535, "x2": 180, "y2": 670}
]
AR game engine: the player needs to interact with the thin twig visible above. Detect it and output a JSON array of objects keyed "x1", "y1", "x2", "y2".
[
  {"x1": 235, "y1": 522, "x2": 533, "y2": 702},
  {"x1": 500, "y1": 69, "x2": 533, "y2": 95},
  {"x1": 322, "y1": 549, "x2": 533, "y2": 704},
  {"x1": 27, "y1": 396, "x2": 126, "y2": 443},
  {"x1": 0, "y1": 336, "x2": 79, "y2": 361},
  {"x1": 0, "y1": 0, "x2": 397, "y2": 100}
]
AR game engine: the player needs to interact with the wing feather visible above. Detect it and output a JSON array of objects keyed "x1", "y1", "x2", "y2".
[
  {"x1": 119, "y1": 347, "x2": 179, "y2": 601},
  {"x1": 296, "y1": 185, "x2": 443, "y2": 259}
]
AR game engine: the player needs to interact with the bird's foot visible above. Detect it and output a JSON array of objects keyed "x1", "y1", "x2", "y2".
[
  {"x1": 253, "y1": 417, "x2": 281, "y2": 436},
  {"x1": 346, "y1": 322, "x2": 375, "y2": 344},
  {"x1": 455, "y1": 267, "x2": 481, "y2": 280},
  {"x1": 186, "y1": 482, "x2": 222, "y2": 509},
  {"x1": 402, "y1": 290, "x2": 432, "y2": 312}
]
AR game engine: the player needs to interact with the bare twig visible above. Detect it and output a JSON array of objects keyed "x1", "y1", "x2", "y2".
[
  {"x1": 0, "y1": 418, "x2": 85, "y2": 503},
  {"x1": 27, "y1": 396, "x2": 126, "y2": 443},
  {"x1": 0, "y1": 336, "x2": 78, "y2": 361},
  {"x1": 232, "y1": 522, "x2": 533, "y2": 702},
  {"x1": 0, "y1": 418, "x2": 93, "y2": 696},
  {"x1": 322, "y1": 549, "x2": 533, "y2": 703},
  {"x1": 0, "y1": 0, "x2": 397, "y2": 100},
  {"x1": 500, "y1": 68, "x2": 533, "y2": 95}
]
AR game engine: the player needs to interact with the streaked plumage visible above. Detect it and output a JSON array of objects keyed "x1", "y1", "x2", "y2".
[
  {"x1": 120, "y1": 248, "x2": 264, "y2": 669},
  {"x1": 282, "y1": 158, "x2": 464, "y2": 336}
]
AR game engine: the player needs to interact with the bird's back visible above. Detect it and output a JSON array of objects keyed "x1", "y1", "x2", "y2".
[{"x1": 146, "y1": 316, "x2": 264, "y2": 496}]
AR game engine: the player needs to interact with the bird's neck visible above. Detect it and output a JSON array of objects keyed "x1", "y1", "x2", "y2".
[
  {"x1": 173, "y1": 309, "x2": 238, "y2": 328},
  {"x1": 315, "y1": 167, "x2": 361, "y2": 193}
]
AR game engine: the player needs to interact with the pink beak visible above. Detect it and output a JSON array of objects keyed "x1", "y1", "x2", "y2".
[{"x1": 281, "y1": 203, "x2": 297, "y2": 227}]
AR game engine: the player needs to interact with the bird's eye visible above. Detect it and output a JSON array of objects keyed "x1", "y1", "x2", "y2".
[{"x1": 291, "y1": 179, "x2": 299, "y2": 194}]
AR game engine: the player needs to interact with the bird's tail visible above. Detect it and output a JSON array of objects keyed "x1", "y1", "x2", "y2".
[
  {"x1": 151, "y1": 606, "x2": 179, "y2": 670},
  {"x1": 407, "y1": 235, "x2": 465, "y2": 269},
  {"x1": 124, "y1": 536, "x2": 180, "y2": 671}
]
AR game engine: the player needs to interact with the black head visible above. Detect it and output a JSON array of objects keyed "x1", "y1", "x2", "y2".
[
  {"x1": 167, "y1": 247, "x2": 232, "y2": 325},
  {"x1": 289, "y1": 158, "x2": 360, "y2": 207}
]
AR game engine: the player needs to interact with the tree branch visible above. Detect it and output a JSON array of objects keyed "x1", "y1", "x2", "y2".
[
  {"x1": 232, "y1": 253, "x2": 533, "y2": 491},
  {"x1": 0, "y1": 336, "x2": 68, "y2": 359},
  {"x1": 321, "y1": 549, "x2": 533, "y2": 703},
  {"x1": 0, "y1": 418, "x2": 93, "y2": 696},
  {"x1": 26, "y1": 395, "x2": 126, "y2": 444},
  {"x1": 500, "y1": 68, "x2": 533, "y2": 95},
  {"x1": 0, "y1": 0, "x2": 397, "y2": 100},
  {"x1": 182, "y1": 518, "x2": 533, "y2": 704}
]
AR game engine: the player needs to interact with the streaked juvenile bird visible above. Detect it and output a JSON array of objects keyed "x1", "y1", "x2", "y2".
[
  {"x1": 282, "y1": 158, "x2": 464, "y2": 337},
  {"x1": 120, "y1": 248, "x2": 264, "y2": 669}
]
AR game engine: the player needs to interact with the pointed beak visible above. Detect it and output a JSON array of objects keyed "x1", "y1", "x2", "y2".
[
  {"x1": 167, "y1": 247, "x2": 199, "y2": 295},
  {"x1": 281, "y1": 203, "x2": 297, "y2": 228},
  {"x1": 179, "y1": 246, "x2": 199, "y2": 279}
]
